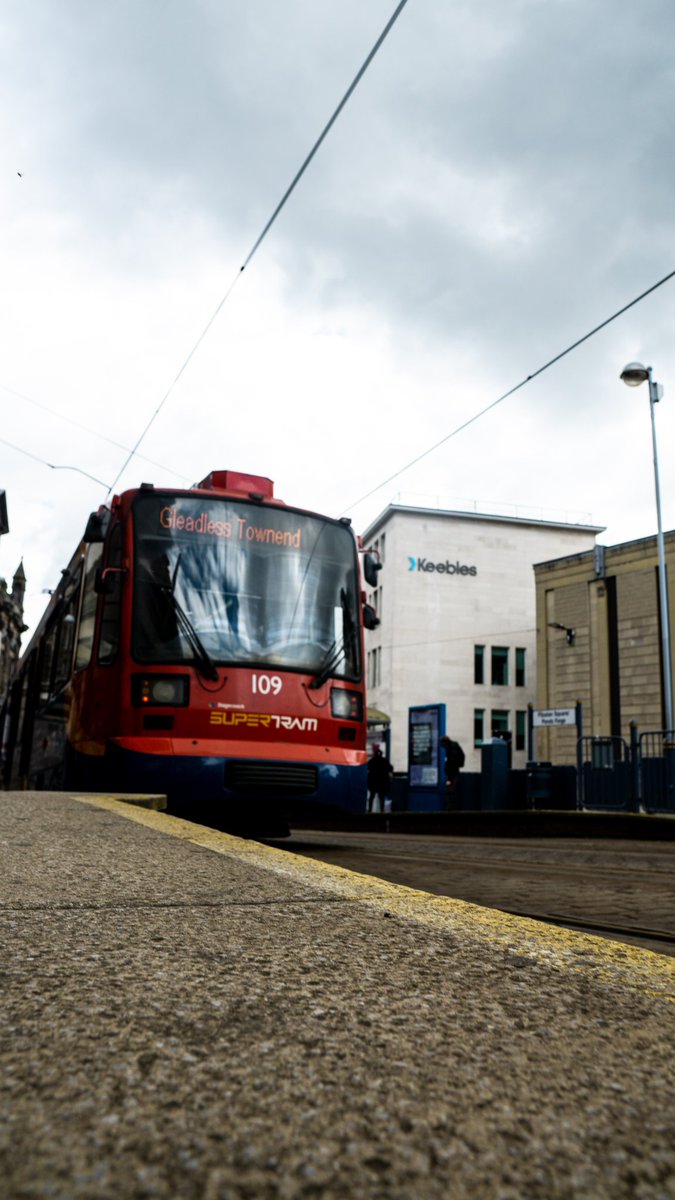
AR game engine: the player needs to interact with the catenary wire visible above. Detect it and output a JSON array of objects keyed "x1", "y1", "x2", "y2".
[
  {"x1": 342, "y1": 266, "x2": 675, "y2": 515},
  {"x1": 106, "y1": 0, "x2": 412, "y2": 499},
  {"x1": 0, "y1": 383, "x2": 193, "y2": 484},
  {"x1": 0, "y1": 436, "x2": 111, "y2": 489}
]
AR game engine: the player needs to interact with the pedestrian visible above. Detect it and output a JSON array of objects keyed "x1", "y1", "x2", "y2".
[
  {"x1": 440, "y1": 735, "x2": 465, "y2": 806},
  {"x1": 367, "y1": 744, "x2": 393, "y2": 813}
]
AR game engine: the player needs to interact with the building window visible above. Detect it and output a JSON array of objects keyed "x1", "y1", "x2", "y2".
[
  {"x1": 369, "y1": 533, "x2": 385, "y2": 566},
  {"x1": 368, "y1": 649, "x2": 381, "y2": 689},
  {"x1": 515, "y1": 710, "x2": 526, "y2": 752},
  {"x1": 374, "y1": 586, "x2": 382, "y2": 620},
  {"x1": 474, "y1": 645, "x2": 485, "y2": 685},
  {"x1": 491, "y1": 647, "x2": 509, "y2": 686},
  {"x1": 491, "y1": 710, "x2": 510, "y2": 737},
  {"x1": 369, "y1": 646, "x2": 381, "y2": 688},
  {"x1": 515, "y1": 648, "x2": 526, "y2": 687},
  {"x1": 474, "y1": 708, "x2": 484, "y2": 746}
]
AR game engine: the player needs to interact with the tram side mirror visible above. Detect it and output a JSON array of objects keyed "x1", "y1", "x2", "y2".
[
  {"x1": 363, "y1": 603, "x2": 380, "y2": 631},
  {"x1": 363, "y1": 553, "x2": 382, "y2": 588},
  {"x1": 83, "y1": 509, "x2": 111, "y2": 544}
]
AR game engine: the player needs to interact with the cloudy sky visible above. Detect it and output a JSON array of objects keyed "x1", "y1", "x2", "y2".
[{"x1": 3, "y1": 0, "x2": 675, "y2": 636}]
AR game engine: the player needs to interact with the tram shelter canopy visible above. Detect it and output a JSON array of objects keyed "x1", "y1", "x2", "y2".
[{"x1": 367, "y1": 707, "x2": 390, "y2": 726}]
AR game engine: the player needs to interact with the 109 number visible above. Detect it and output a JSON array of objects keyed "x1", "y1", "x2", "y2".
[{"x1": 252, "y1": 674, "x2": 282, "y2": 696}]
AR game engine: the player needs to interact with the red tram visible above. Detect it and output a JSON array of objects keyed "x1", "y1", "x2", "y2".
[{"x1": 2, "y1": 470, "x2": 379, "y2": 825}]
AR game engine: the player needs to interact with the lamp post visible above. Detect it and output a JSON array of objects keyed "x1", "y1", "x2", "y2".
[{"x1": 620, "y1": 361, "x2": 673, "y2": 731}]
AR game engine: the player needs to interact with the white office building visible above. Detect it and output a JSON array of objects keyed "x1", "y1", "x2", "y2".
[{"x1": 362, "y1": 503, "x2": 602, "y2": 772}]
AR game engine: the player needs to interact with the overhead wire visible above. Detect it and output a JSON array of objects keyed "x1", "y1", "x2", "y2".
[
  {"x1": 377, "y1": 626, "x2": 536, "y2": 652},
  {"x1": 0, "y1": 436, "x2": 111, "y2": 489},
  {"x1": 106, "y1": 0, "x2": 412, "y2": 498},
  {"x1": 342, "y1": 266, "x2": 675, "y2": 515},
  {"x1": 0, "y1": 383, "x2": 193, "y2": 484}
]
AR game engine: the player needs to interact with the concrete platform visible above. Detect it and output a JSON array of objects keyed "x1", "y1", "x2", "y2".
[{"x1": 1, "y1": 791, "x2": 674, "y2": 1199}]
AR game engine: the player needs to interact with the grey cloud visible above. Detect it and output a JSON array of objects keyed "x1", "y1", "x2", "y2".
[{"x1": 5, "y1": 0, "x2": 675, "y2": 413}]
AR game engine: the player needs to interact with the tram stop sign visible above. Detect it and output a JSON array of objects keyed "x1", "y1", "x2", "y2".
[{"x1": 532, "y1": 708, "x2": 576, "y2": 727}]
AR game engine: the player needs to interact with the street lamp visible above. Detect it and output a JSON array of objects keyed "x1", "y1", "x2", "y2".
[{"x1": 620, "y1": 361, "x2": 673, "y2": 731}]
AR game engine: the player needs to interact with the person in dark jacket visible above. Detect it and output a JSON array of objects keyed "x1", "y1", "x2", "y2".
[
  {"x1": 367, "y1": 744, "x2": 393, "y2": 813},
  {"x1": 440, "y1": 735, "x2": 465, "y2": 803}
]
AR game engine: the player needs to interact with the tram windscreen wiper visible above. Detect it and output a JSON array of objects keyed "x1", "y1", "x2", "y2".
[
  {"x1": 169, "y1": 595, "x2": 220, "y2": 682},
  {"x1": 163, "y1": 554, "x2": 219, "y2": 682},
  {"x1": 308, "y1": 588, "x2": 356, "y2": 690},
  {"x1": 308, "y1": 638, "x2": 346, "y2": 690}
]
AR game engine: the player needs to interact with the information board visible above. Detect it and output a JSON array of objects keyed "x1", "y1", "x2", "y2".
[{"x1": 408, "y1": 704, "x2": 445, "y2": 788}]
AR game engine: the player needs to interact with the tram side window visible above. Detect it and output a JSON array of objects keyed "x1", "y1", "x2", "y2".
[
  {"x1": 3, "y1": 678, "x2": 22, "y2": 783},
  {"x1": 52, "y1": 571, "x2": 82, "y2": 694},
  {"x1": 75, "y1": 543, "x2": 103, "y2": 671},
  {"x1": 98, "y1": 525, "x2": 123, "y2": 665},
  {"x1": 38, "y1": 625, "x2": 58, "y2": 706},
  {"x1": 12, "y1": 672, "x2": 31, "y2": 768},
  {"x1": 16, "y1": 656, "x2": 39, "y2": 780}
]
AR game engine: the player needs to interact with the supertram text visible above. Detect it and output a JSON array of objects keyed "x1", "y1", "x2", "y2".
[{"x1": 209, "y1": 712, "x2": 319, "y2": 732}]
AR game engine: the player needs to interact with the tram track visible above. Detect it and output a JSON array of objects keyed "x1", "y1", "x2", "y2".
[
  {"x1": 279, "y1": 829, "x2": 675, "y2": 958},
  {"x1": 308, "y1": 846, "x2": 673, "y2": 884}
]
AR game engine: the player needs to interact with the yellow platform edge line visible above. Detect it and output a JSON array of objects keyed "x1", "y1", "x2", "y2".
[{"x1": 70, "y1": 794, "x2": 675, "y2": 1000}]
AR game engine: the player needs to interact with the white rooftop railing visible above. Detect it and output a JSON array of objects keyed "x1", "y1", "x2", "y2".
[{"x1": 391, "y1": 492, "x2": 597, "y2": 527}]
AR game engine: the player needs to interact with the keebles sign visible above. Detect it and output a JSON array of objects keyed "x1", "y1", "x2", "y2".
[{"x1": 408, "y1": 556, "x2": 477, "y2": 576}]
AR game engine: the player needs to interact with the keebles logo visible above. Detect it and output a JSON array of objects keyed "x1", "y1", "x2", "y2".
[{"x1": 408, "y1": 556, "x2": 477, "y2": 576}]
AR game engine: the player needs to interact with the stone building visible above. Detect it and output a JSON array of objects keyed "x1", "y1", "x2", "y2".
[
  {"x1": 533, "y1": 531, "x2": 675, "y2": 763},
  {"x1": 0, "y1": 562, "x2": 27, "y2": 700}
]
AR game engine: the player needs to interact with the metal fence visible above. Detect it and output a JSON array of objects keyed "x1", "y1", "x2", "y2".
[
  {"x1": 579, "y1": 736, "x2": 634, "y2": 812},
  {"x1": 580, "y1": 730, "x2": 675, "y2": 814},
  {"x1": 638, "y1": 730, "x2": 675, "y2": 814}
]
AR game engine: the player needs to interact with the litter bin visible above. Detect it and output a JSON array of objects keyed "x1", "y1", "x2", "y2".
[{"x1": 481, "y1": 739, "x2": 509, "y2": 809}]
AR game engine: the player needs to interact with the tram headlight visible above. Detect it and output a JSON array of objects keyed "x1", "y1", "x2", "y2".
[
  {"x1": 132, "y1": 675, "x2": 190, "y2": 707},
  {"x1": 330, "y1": 688, "x2": 363, "y2": 721}
]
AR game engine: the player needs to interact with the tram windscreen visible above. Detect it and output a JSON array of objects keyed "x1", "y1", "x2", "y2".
[{"x1": 131, "y1": 494, "x2": 361, "y2": 679}]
